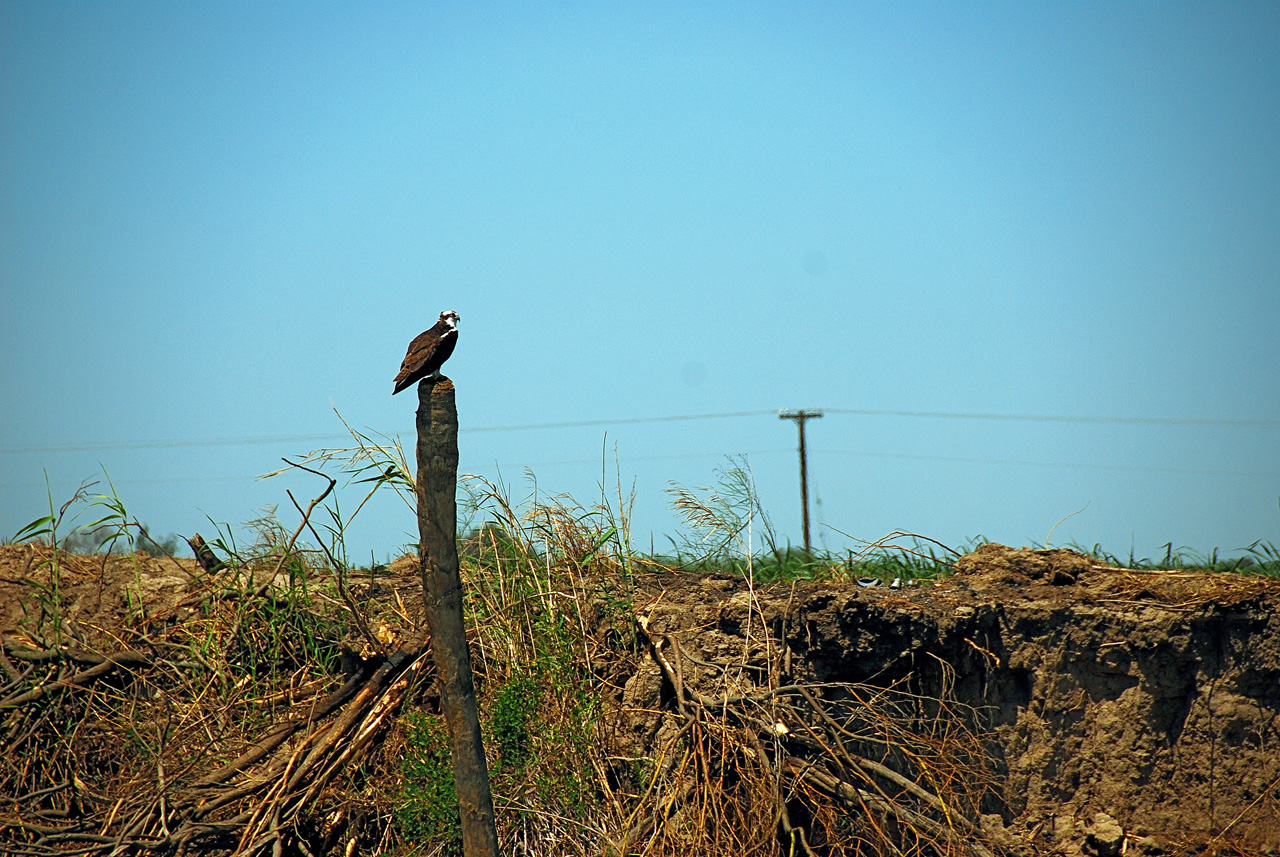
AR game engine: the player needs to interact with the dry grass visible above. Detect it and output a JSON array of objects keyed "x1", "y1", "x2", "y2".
[
  {"x1": 1, "y1": 449, "x2": 1006, "y2": 856},
  {"x1": 1091, "y1": 568, "x2": 1278, "y2": 610},
  {"x1": 438, "y1": 477, "x2": 1002, "y2": 857}
]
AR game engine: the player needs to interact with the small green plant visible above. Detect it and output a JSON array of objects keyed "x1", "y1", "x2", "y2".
[
  {"x1": 10, "y1": 474, "x2": 102, "y2": 646},
  {"x1": 490, "y1": 674, "x2": 540, "y2": 772},
  {"x1": 831, "y1": 528, "x2": 968, "y2": 582},
  {"x1": 221, "y1": 508, "x2": 347, "y2": 680},
  {"x1": 394, "y1": 713, "x2": 461, "y2": 854},
  {"x1": 226, "y1": 586, "x2": 345, "y2": 680}
]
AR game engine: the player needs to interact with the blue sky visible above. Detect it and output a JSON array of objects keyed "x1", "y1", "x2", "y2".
[{"x1": 2, "y1": 2, "x2": 1278, "y2": 562}]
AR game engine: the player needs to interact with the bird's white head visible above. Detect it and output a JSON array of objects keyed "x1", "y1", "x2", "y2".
[{"x1": 440, "y1": 310, "x2": 460, "y2": 329}]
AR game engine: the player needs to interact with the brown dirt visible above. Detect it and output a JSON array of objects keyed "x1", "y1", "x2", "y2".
[
  {"x1": 2, "y1": 542, "x2": 1278, "y2": 856},
  {"x1": 0, "y1": 543, "x2": 427, "y2": 661},
  {"x1": 620, "y1": 545, "x2": 1280, "y2": 855},
  {"x1": 0, "y1": 545, "x2": 205, "y2": 649}
]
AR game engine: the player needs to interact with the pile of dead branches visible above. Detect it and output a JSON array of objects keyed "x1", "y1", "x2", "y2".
[
  {"x1": 1, "y1": 638, "x2": 427, "y2": 857},
  {"x1": 600, "y1": 607, "x2": 1001, "y2": 857},
  {"x1": 0, "y1": 533, "x2": 432, "y2": 857}
]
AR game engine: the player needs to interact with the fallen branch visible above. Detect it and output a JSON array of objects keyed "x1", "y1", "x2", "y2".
[{"x1": 0, "y1": 649, "x2": 149, "y2": 709}]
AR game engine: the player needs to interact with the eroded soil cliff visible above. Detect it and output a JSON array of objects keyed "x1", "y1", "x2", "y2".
[{"x1": 623, "y1": 545, "x2": 1280, "y2": 854}]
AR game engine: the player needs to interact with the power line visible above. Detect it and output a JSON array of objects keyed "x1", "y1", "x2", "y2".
[
  {"x1": 462, "y1": 410, "x2": 777, "y2": 433},
  {"x1": 0, "y1": 434, "x2": 355, "y2": 454},
  {"x1": 814, "y1": 448, "x2": 1280, "y2": 478},
  {"x1": 823, "y1": 409, "x2": 1280, "y2": 428},
  {"x1": 7, "y1": 446, "x2": 1273, "y2": 490},
  {"x1": 0, "y1": 449, "x2": 796, "y2": 489},
  {"x1": 1, "y1": 407, "x2": 1277, "y2": 455},
  {"x1": 0, "y1": 411, "x2": 779, "y2": 454},
  {"x1": 0, "y1": 474, "x2": 264, "y2": 489}
]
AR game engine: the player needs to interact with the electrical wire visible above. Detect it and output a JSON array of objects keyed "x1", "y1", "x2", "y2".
[
  {"x1": 1, "y1": 407, "x2": 1276, "y2": 455},
  {"x1": 822, "y1": 409, "x2": 1280, "y2": 428},
  {"x1": 7, "y1": 446, "x2": 1274, "y2": 490},
  {"x1": 812, "y1": 448, "x2": 1280, "y2": 478}
]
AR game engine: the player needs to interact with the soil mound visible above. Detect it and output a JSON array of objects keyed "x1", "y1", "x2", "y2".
[{"x1": 953, "y1": 542, "x2": 1094, "y2": 586}]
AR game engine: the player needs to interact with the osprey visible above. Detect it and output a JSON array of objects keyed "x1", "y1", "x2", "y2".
[{"x1": 393, "y1": 310, "x2": 459, "y2": 394}]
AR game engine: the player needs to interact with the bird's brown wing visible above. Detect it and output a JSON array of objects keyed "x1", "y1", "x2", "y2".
[
  {"x1": 393, "y1": 322, "x2": 452, "y2": 394},
  {"x1": 398, "y1": 328, "x2": 439, "y2": 372}
]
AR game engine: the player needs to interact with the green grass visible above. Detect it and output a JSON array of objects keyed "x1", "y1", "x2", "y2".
[{"x1": 1064, "y1": 538, "x2": 1280, "y2": 577}]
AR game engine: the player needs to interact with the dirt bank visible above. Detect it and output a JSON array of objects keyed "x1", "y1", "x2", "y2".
[{"x1": 624, "y1": 544, "x2": 1280, "y2": 854}]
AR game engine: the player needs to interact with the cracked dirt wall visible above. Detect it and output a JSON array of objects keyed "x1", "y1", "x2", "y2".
[{"x1": 627, "y1": 545, "x2": 1280, "y2": 854}]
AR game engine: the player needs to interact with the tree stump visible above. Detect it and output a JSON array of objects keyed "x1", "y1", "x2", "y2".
[{"x1": 185, "y1": 533, "x2": 225, "y2": 573}]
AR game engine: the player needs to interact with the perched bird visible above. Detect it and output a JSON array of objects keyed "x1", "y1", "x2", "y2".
[{"x1": 393, "y1": 310, "x2": 460, "y2": 394}]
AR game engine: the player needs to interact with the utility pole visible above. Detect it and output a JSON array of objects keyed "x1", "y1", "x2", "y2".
[{"x1": 778, "y1": 409, "x2": 823, "y2": 555}]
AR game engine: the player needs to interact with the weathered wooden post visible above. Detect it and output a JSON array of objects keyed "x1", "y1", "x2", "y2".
[{"x1": 415, "y1": 377, "x2": 499, "y2": 856}]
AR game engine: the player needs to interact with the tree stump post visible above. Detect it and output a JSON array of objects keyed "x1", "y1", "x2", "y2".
[{"x1": 415, "y1": 377, "x2": 499, "y2": 857}]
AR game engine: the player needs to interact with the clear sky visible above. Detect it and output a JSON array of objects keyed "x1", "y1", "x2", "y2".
[{"x1": 2, "y1": 2, "x2": 1278, "y2": 562}]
